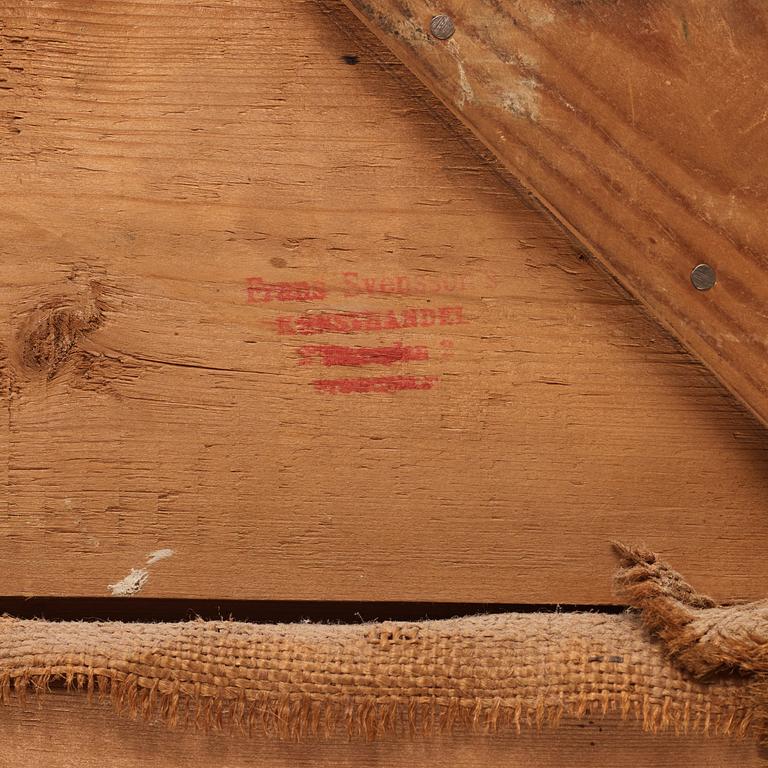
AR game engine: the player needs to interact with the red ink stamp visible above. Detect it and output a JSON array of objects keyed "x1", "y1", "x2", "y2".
[
  {"x1": 251, "y1": 269, "x2": 470, "y2": 395},
  {"x1": 439, "y1": 339, "x2": 456, "y2": 359},
  {"x1": 312, "y1": 375, "x2": 438, "y2": 394},
  {"x1": 246, "y1": 277, "x2": 326, "y2": 303},
  {"x1": 275, "y1": 306, "x2": 465, "y2": 335},
  {"x1": 298, "y1": 342, "x2": 429, "y2": 367},
  {"x1": 341, "y1": 271, "x2": 469, "y2": 296}
]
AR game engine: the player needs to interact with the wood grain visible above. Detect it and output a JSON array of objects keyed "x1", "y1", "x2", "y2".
[
  {"x1": 2, "y1": 691, "x2": 765, "y2": 768},
  {"x1": 1, "y1": 0, "x2": 767, "y2": 603},
  {"x1": 342, "y1": 0, "x2": 768, "y2": 427}
]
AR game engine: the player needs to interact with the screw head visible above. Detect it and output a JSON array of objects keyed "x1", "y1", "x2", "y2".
[
  {"x1": 430, "y1": 14, "x2": 455, "y2": 40},
  {"x1": 690, "y1": 263, "x2": 716, "y2": 291}
]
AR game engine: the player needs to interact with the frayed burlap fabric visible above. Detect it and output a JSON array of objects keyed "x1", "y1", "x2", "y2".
[{"x1": 0, "y1": 544, "x2": 765, "y2": 740}]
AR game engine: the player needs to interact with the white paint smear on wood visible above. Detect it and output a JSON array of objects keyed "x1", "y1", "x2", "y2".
[
  {"x1": 108, "y1": 549, "x2": 175, "y2": 596},
  {"x1": 146, "y1": 548, "x2": 175, "y2": 565}
]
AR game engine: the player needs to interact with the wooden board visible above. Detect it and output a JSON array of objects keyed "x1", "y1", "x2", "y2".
[
  {"x1": 3, "y1": 691, "x2": 765, "y2": 768},
  {"x1": 1, "y1": 0, "x2": 767, "y2": 603},
  {"x1": 342, "y1": 0, "x2": 768, "y2": 427}
]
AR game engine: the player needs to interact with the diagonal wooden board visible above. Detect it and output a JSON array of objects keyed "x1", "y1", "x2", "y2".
[{"x1": 340, "y1": 0, "x2": 768, "y2": 427}]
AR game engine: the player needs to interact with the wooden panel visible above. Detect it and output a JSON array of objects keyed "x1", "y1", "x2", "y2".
[
  {"x1": 3, "y1": 692, "x2": 765, "y2": 768},
  {"x1": 1, "y1": 0, "x2": 767, "y2": 603},
  {"x1": 342, "y1": 0, "x2": 768, "y2": 427}
]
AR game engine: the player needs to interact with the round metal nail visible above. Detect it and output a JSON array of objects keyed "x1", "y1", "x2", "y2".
[
  {"x1": 690, "y1": 263, "x2": 716, "y2": 291},
  {"x1": 430, "y1": 14, "x2": 455, "y2": 40}
]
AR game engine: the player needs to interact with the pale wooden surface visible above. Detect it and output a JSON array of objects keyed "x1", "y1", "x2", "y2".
[
  {"x1": 1, "y1": 0, "x2": 767, "y2": 603},
  {"x1": 344, "y1": 0, "x2": 768, "y2": 427},
  {"x1": 2, "y1": 691, "x2": 764, "y2": 768}
]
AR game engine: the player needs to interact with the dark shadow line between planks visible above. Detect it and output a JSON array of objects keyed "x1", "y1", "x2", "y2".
[{"x1": 0, "y1": 597, "x2": 625, "y2": 623}]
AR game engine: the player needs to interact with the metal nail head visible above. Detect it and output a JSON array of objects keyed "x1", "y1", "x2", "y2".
[
  {"x1": 430, "y1": 14, "x2": 455, "y2": 40},
  {"x1": 690, "y1": 263, "x2": 716, "y2": 291}
]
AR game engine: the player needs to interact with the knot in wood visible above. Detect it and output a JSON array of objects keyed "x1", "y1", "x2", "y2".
[{"x1": 18, "y1": 294, "x2": 104, "y2": 378}]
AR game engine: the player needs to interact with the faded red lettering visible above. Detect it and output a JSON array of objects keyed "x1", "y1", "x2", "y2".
[
  {"x1": 419, "y1": 308, "x2": 436, "y2": 327},
  {"x1": 363, "y1": 313, "x2": 383, "y2": 332},
  {"x1": 298, "y1": 343, "x2": 429, "y2": 367},
  {"x1": 438, "y1": 306, "x2": 465, "y2": 325},
  {"x1": 401, "y1": 309, "x2": 419, "y2": 328},
  {"x1": 342, "y1": 271, "x2": 360, "y2": 296},
  {"x1": 382, "y1": 310, "x2": 401, "y2": 330},
  {"x1": 275, "y1": 316, "x2": 296, "y2": 334},
  {"x1": 337, "y1": 272, "x2": 473, "y2": 297},
  {"x1": 275, "y1": 307, "x2": 467, "y2": 335},
  {"x1": 246, "y1": 277, "x2": 326, "y2": 303}
]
